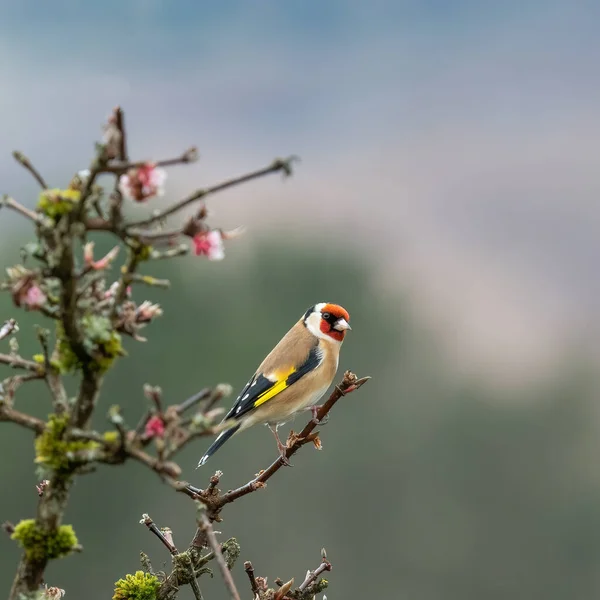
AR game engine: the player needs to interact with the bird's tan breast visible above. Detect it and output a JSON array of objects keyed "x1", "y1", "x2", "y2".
[{"x1": 247, "y1": 332, "x2": 341, "y2": 426}]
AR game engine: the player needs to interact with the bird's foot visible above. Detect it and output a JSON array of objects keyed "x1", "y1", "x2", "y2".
[
  {"x1": 308, "y1": 405, "x2": 330, "y2": 426},
  {"x1": 277, "y1": 441, "x2": 293, "y2": 467},
  {"x1": 270, "y1": 426, "x2": 294, "y2": 467}
]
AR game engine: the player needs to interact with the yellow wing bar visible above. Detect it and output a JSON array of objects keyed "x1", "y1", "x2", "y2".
[{"x1": 253, "y1": 366, "x2": 296, "y2": 408}]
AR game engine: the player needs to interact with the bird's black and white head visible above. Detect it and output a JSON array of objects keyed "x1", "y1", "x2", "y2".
[{"x1": 303, "y1": 302, "x2": 351, "y2": 343}]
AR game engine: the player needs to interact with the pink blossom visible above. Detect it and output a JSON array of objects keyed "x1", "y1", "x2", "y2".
[
  {"x1": 119, "y1": 163, "x2": 166, "y2": 202},
  {"x1": 192, "y1": 230, "x2": 225, "y2": 260},
  {"x1": 43, "y1": 585, "x2": 66, "y2": 599},
  {"x1": 23, "y1": 285, "x2": 47, "y2": 309},
  {"x1": 144, "y1": 415, "x2": 165, "y2": 439},
  {"x1": 136, "y1": 300, "x2": 163, "y2": 323}
]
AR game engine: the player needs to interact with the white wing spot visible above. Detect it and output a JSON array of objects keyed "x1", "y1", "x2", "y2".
[{"x1": 242, "y1": 393, "x2": 250, "y2": 401}]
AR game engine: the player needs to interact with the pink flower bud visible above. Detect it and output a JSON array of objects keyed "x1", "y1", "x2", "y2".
[
  {"x1": 119, "y1": 163, "x2": 167, "y2": 202},
  {"x1": 84, "y1": 242, "x2": 120, "y2": 271},
  {"x1": 136, "y1": 301, "x2": 163, "y2": 323},
  {"x1": 23, "y1": 284, "x2": 47, "y2": 309},
  {"x1": 144, "y1": 415, "x2": 165, "y2": 439}
]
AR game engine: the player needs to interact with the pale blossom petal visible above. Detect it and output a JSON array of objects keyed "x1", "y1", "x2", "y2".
[
  {"x1": 119, "y1": 163, "x2": 167, "y2": 202},
  {"x1": 192, "y1": 230, "x2": 225, "y2": 260},
  {"x1": 24, "y1": 285, "x2": 47, "y2": 309}
]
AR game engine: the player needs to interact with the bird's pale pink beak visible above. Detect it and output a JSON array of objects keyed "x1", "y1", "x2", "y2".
[{"x1": 334, "y1": 318, "x2": 351, "y2": 331}]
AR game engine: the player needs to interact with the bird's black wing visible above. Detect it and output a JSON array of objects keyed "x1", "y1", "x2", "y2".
[{"x1": 224, "y1": 344, "x2": 324, "y2": 422}]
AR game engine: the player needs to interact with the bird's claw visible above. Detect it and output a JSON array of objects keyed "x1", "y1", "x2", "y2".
[
  {"x1": 309, "y1": 405, "x2": 329, "y2": 426},
  {"x1": 277, "y1": 443, "x2": 293, "y2": 467}
]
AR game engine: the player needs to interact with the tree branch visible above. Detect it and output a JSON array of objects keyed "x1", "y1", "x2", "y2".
[
  {"x1": 114, "y1": 106, "x2": 128, "y2": 162},
  {"x1": 100, "y1": 146, "x2": 198, "y2": 175},
  {"x1": 0, "y1": 405, "x2": 45, "y2": 434},
  {"x1": 140, "y1": 513, "x2": 179, "y2": 555},
  {"x1": 12, "y1": 151, "x2": 48, "y2": 189},
  {"x1": 196, "y1": 508, "x2": 241, "y2": 600},
  {"x1": 0, "y1": 195, "x2": 47, "y2": 225},
  {"x1": 9, "y1": 471, "x2": 73, "y2": 597},
  {"x1": 56, "y1": 232, "x2": 86, "y2": 363},
  {"x1": 298, "y1": 555, "x2": 332, "y2": 591},
  {"x1": 185, "y1": 553, "x2": 205, "y2": 600},
  {"x1": 3, "y1": 106, "x2": 353, "y2": 600},
  {"x1": 71, "y1": 368, "x2": 103, "y2": 429},
  {"x1": 244, "y1": 561, "x2": 260, "y2": 599},
  {"x1": 0, "y1": 353, "x2": 43, "y2": 373},
  {"x1": 196, "y1": 372, "x2": 370, "y2": 515},
  {"x1": 126, "y1": 156, "x2": 297, "y2": 230}
]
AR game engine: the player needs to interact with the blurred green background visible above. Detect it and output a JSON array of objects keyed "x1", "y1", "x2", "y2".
[
  {"x1": 1, "y1": 233, "x2": 600, "y2": 599},
  {"x1": 2, "y1": 1, "x2": 600, "y2": 598}
]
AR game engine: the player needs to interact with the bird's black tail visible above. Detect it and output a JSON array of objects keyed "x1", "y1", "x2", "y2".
[{"x1": 197, "y1": 424, "x2": 240, "y2": 468}]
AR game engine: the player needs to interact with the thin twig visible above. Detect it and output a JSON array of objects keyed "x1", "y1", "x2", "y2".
[
  {"x1": 116, "y1": 443, "x2": 181, "y2": 481},
  {"x1": 143, "y1": 384, "x2": 163, "y2": 413},
  {"x1": 68, "y1": 425, "x2": 182, "y2": 483},
  {"x1": 163, "y1": 423, "x2": 222, "y2": 460},
  {"x1": 149, "y1": 244, "x2": 189, "y2": 260},
  {"x1": 176, "y1": 388, "x2": 212, "y2": 415},
  {"x1": 109, "y1": 247, "x2": 141, "y2": 321},
  {"x1": 100, "y1": 147, "x2": 198, "y2": 175},
  {"x1": 132, "y1": 228, "x2": 183, "y2": 244},
  {"x1": 0, "y1": 319, "x2": 18, "y2": 341},
  {"x1": 133, "y1": 410, "x2": 152, "y2": 438},
  {"x1": 0, "y1": 353, "x2": 43, "y2": 373},
  {"x1": 185, "y1": 554, "x2": 204, "y2": 600},
  {"x1": 140, "y1": 514, "x2": 179, "y2": 555},
  {"x1": 202, "y1": 384, "x2": 233, "y2": 414},
  {"x1": 0, "y1": 195, "x2": 45, "y2": 224},
  {"x1": 197, "y1": 510, "x2": 241, "y2": 600},
  {"x1": 129, "y1": 273, "x2": 171, "y2": 289},
  {"x1": 298, "y1": 559, "x2": 332, "y2": 591},
  {"x1": 114, "y1": 107, "x2": 128, "y2": 162},
  {"x1": 84, "y1": 217, "x2": 126, "y2": 239},
  {"x1": 126, "y1": 157, "x2": 296, "y2": 230},
  {"x1": 244, "y1": 561, "x2": 260, "y2": 599},
  {"x1": 12, "y1": 151, "x2": 48, "y2": 188},
  {"x1": 0, "y1": 406, "x2": 45, "y2": 433}
]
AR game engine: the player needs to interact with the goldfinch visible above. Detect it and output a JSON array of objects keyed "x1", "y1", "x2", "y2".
[{"x1": 197, "y1": 303, "x2": 351, "y2": 467}]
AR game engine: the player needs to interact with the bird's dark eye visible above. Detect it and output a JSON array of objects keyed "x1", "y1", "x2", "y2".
[{"x1": 322, "y1": 312, "x2": 331, "y2": 320}]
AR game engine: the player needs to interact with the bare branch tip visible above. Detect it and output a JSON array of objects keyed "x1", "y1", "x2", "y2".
[
  {"x1": 273, "y1": 155, "x2": 300, "y2": 178},
  {"x1": 140, "y1": 513, "x2": 179, "y2": 555},
  {"x1": 0, "y1": 319, "x2": 19, "y2": 341},
  {"x1": 12, "y1": 150, "x2": 48, "y2": 188}
]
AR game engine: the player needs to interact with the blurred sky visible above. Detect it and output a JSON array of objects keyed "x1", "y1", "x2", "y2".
[{"x1": 1, "y1": 0, "x2": 599, "y2": 386}]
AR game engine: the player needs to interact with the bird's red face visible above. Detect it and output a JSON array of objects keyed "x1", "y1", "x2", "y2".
[{"x1": 318, "y1": 303, "x2": 351, "y2": 342}]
